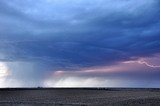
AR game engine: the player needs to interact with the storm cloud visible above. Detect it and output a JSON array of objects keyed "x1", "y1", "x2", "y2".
[{"x1": 0, "y1": 0, "x2": 160, "y2": 87}]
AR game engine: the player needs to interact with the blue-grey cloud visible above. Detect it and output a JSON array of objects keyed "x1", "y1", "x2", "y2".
[{"x1": 0, "y1": 0, "x2": 160, "y2": 71}]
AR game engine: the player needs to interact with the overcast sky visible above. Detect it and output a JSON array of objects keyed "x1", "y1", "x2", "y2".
[{"x1": 0, "y1": 0, "x2": 160, "y2": 87}]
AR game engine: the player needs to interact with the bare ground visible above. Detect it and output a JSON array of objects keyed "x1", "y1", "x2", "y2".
[{"x1": 0, "y1": 88, "x2": 160, "y2": 106}]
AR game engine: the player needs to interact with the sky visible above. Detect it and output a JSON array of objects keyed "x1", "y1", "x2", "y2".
[{"x1": 0, "y1": 0, "x2": 160, "y2": 88}]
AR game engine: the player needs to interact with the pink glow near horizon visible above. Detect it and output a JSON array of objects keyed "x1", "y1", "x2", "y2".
[
  {"x1": 44, "y1": 56, "x2": 160, "y2": 87},
  {"x1": 50, "y1": 56, "x2": 160, "y2": 78}
]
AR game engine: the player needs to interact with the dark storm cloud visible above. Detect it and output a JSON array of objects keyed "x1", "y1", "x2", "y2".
[{"x1": 0, "y1": 0, "x2": 160, "y2": 71}]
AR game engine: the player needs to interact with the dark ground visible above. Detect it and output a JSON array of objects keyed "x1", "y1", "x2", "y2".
[{"x1": 0, "y1": 88, "x2": 160, "y2": 106}]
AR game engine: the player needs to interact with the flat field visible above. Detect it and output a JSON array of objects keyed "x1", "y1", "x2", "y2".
[{"x1": 0, "y1": 88, "x2": 160, "y2": 106}]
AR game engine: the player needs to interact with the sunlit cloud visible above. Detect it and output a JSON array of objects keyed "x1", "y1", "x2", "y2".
[
  {"x1": 44, "y1": 76, "x2": 123, "y2": 87},
  {"x1": 0, "y1": 62, "x2": 9, "y2": 78},
  {"x1": 0, "y1": 62, "x2": 10, "y2": 87}
]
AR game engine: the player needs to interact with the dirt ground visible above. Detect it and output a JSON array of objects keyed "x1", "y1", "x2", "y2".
[{"x1": 0, "y1": 88, "x2": 160, "y2": 106}]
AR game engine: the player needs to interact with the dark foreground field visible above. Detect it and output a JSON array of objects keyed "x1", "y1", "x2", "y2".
[{"x1": 0, "y1": 88, "x2": 160, "y2": 106}]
